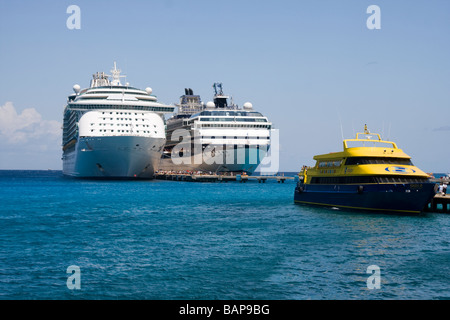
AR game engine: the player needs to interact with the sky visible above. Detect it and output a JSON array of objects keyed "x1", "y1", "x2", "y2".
[{"x1": 0, "y1": 0, "x2": 449, "y2": 172}]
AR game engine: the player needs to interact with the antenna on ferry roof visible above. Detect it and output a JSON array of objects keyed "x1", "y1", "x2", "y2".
[
  {"x1": 336, "y1": 108, "x2": 344, "y2": 140},
  {"x1": 364, "y1": 124, "x2": 370, "y2": 134},
  {"x1": 387, "y1": 122, "x2": 391, "y2": 140}
]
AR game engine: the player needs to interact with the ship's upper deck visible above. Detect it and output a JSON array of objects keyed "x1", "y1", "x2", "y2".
[
  {"x1": 313, "y1": 125, "x2": 410, "y2": 161},
  {"x1": 66, "y1": 63, "x2": 174, "y2": 114},
  {"x1": 299, "y1": 125, "x2": 430, "y2": 182},
  {"x1": 167, "y1": 84, "x2": 271, "y2": 129}
]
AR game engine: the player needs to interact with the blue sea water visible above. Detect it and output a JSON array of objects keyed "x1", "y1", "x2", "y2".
[{"x1": 0, "y1": 170, "x2": 449, "y2": 300}]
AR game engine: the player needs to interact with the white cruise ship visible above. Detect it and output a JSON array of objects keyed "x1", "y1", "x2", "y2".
[
  {"x1": 62, "y1": 63, "x2": 175, "y2": 178},
  {"x1": 159, "y1": 83, "x2": 272, "y2": 174}
]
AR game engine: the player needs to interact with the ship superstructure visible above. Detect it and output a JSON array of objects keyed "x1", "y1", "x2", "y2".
[{"x1": 159, "y1": 83, "x2": 272, "y2": 174}]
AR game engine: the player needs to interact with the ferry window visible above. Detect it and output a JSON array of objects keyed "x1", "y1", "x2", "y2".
[
  {"x1": 310, "y1": 175, "x2": 428, "y2": 184},
  {"x1": 345, "y1": 157, "x2": 413, "y2": 166}
]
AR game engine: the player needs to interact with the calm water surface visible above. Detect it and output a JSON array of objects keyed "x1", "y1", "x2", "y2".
[{"x1": 0, "y1": 170, "x2": 449, "y2": 299}]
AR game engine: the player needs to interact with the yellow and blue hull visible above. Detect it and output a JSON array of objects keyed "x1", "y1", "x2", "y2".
[{"x1": 294, "y1": 182, "x2": 437, "y2": 214}]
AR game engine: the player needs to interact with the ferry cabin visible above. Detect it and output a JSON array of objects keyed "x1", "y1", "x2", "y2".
[{"x1": 299, "y1": 132, "x2": 430, "y2": 185}]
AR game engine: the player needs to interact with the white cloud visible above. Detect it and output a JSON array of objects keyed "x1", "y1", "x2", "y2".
[
  {"x1": 0, "y1": 102, "x2": 62, "y2": 169},
  {"x1": 0, "y1": 102, "x2": 61, "y2": 144}
]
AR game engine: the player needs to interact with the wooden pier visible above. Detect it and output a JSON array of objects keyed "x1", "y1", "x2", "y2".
[
  {"x1": 155, "y1": 172, "x2": 294, "y2": 183},
  {"x1": 424, "y1": 194, "x2": 450, "y2": 213},
  {"x1": 426, "y1": 177, "x2": 449, "y2": 212}
]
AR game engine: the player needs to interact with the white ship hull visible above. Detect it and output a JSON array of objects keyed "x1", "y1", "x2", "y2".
[
  {"x1": 63, "y1": 136, "x2": 164, "y2": 179},
  {"x1": 158, "y1": 145, "x2": 268, "y2": 175}
]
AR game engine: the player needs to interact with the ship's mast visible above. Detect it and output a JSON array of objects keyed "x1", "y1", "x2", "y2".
[
  {"x1": 213, "y1": 82, "x2": 229, "y2": 108},
  {"x1": 213, "y1": 82, "x2": 224, "y2": 96},
  {"x1": 109, "y1": 61, "x2": 126, "y2": 86}
]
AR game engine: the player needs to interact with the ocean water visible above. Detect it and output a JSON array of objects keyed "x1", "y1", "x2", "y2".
[{"x1": 0, "y1": 170, "x2": 449, "y2": 300}]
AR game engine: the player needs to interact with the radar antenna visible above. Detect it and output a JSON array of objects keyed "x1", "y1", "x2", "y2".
[{"x1": 213, "y1": 83, "x2": 224, "y2": 96}]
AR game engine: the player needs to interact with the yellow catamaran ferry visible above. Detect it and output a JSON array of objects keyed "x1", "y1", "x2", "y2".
[{"x1": 294, "y1": 125, "x2": 437, "y2": 214}]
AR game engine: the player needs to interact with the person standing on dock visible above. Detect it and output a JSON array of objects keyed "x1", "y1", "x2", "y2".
[{"x1": 443, "y1": 183, "x2": 448, "y2": 196}]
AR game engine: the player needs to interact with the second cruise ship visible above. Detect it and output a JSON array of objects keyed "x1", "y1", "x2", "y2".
[
  {"x1": 62, "y1": 63, "x2": 175, "y2": 178},
  {"x1": 159, "y1": 83, "x2": 272, "y2": 174}
]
